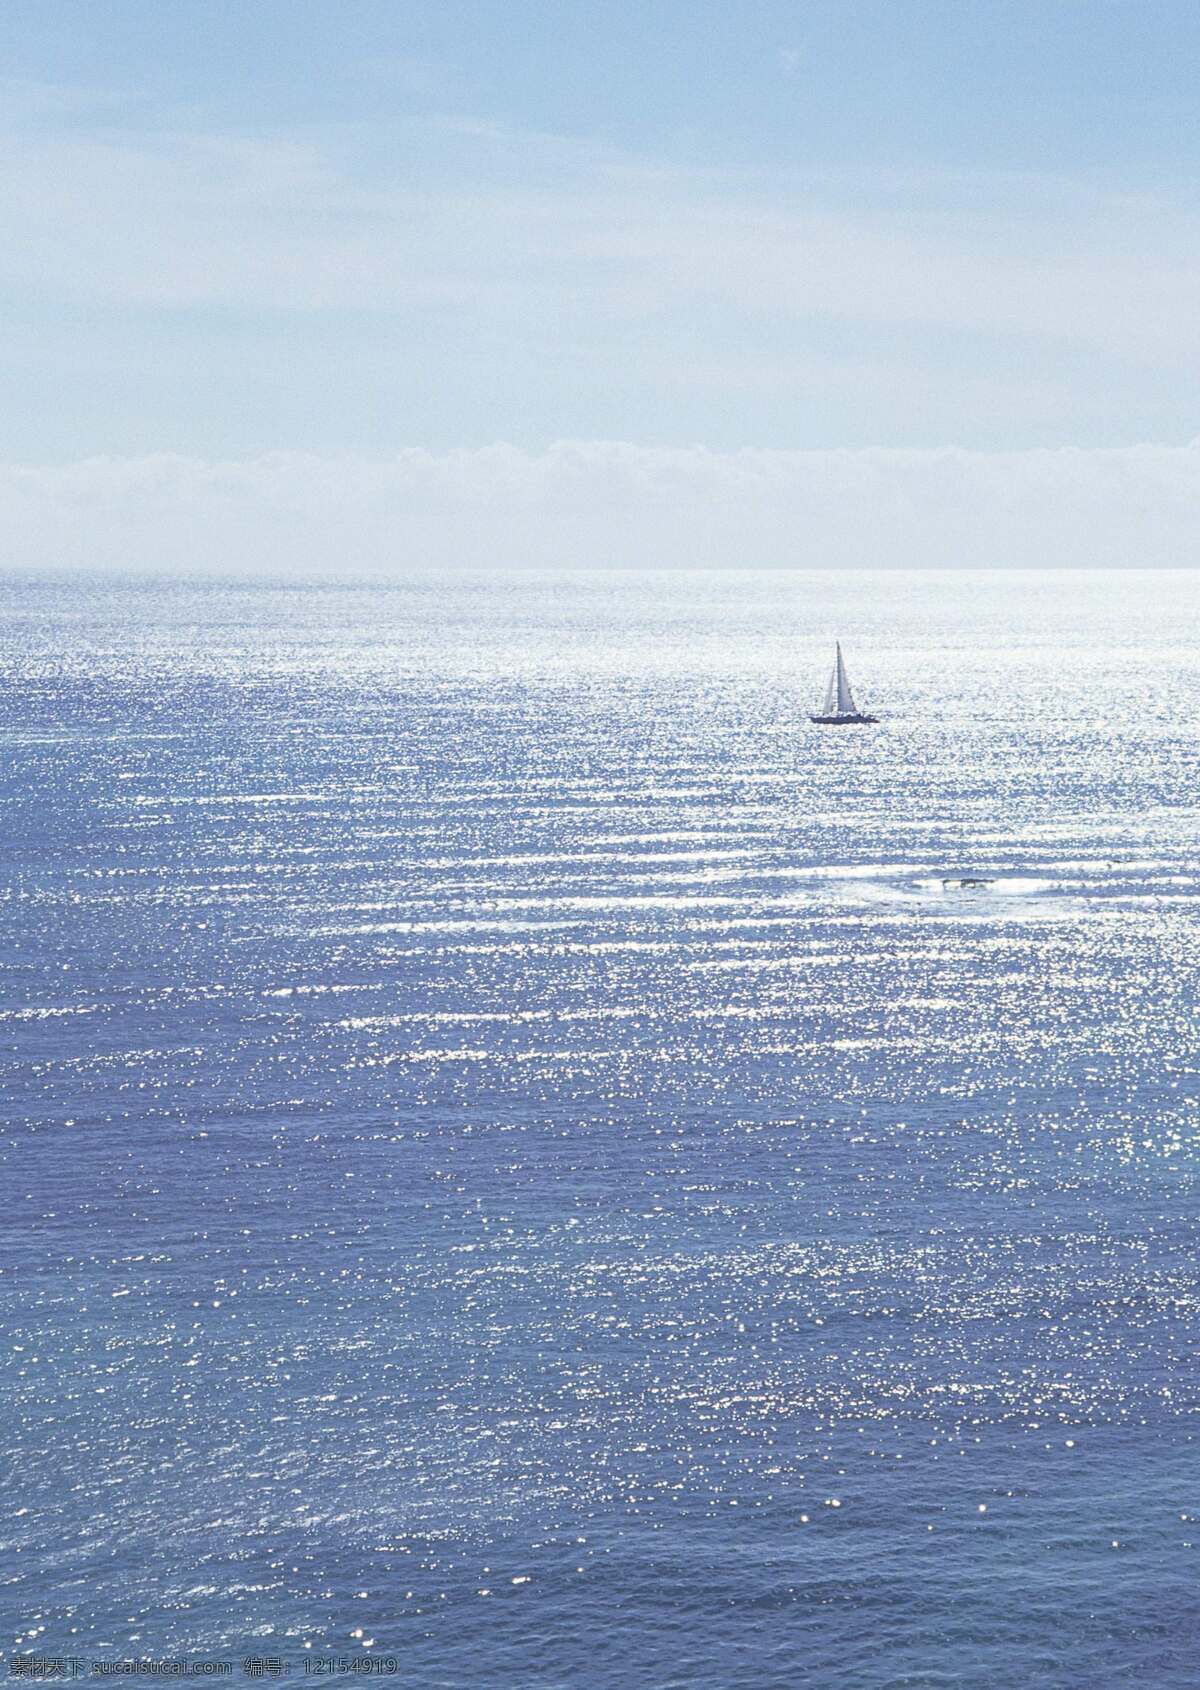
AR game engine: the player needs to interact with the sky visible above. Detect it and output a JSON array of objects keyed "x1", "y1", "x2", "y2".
[{"x1": 3, "y1": 0, "x2": 1200, "y2": 568}]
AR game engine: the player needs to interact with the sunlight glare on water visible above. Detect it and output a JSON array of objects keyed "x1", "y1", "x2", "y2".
[{"x1": 2, "y1": 569, "x2": 1200, "y2": 1687}]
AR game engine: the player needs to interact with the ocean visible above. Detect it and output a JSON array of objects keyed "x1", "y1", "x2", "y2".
[{"x1": 3, "y1": 568, "x2": 1199, "y2": 1687}]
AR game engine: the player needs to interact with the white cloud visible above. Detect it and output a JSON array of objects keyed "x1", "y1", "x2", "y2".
[
  {"x1": 2, "y1": 110, "x2": 1195, "y2": 356},
  {"x1": 3, "y1": 85, "x2": 1200, "y2": 454},
  {"x1": 1, "y1": 441, "x2": 1197, "y2": 572},
  {"x1": 3, "y1": 95, "x2": 1200, "y2": 437}
]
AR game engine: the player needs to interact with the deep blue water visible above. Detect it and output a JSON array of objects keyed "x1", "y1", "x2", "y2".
[{"x1": 3, "y1": 569, "x2": 1200, "y2": 1687}]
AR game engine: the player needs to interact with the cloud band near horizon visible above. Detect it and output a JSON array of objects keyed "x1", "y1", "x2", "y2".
[{"x1": 2, "y1": 441, "x2": 1198, "y2": 573}]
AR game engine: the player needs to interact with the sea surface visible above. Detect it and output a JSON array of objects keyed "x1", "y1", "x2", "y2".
[{"x1": 2, "y1": 568, "x2": 1200, "y2": 1688}]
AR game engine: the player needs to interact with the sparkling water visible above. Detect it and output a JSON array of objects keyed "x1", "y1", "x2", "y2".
[{"x1": 3, "y1": 569, "x2": 1199, "y2": 1686}]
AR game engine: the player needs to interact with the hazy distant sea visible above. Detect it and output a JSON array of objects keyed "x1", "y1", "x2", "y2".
[{"x1": 4, "y1": 569, "x2": 1200, "y2": 1688}]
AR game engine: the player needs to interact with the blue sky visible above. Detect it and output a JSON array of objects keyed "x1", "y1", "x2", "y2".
[
  {"x1": 13, "y1": 0, "x2": 1200, "y2": 180},
  {"x1": 6, "y1": 0, "x2": 1200, "y2": 456},
  {"x1": 3, "y1": 2, "x2": 1200, "y2": 567}
]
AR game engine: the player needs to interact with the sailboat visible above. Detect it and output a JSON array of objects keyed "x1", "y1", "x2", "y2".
[{"x1": 810, "y1": 642, "x2": 878, "y2": 725}]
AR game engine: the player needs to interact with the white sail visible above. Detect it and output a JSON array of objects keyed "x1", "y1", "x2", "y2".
[
  {"x1": 819, "y1": 642, "x2": 859, "y2": 716},
  {"x1": 813, "y1": 640, "x2": 874, "y2": 723},
  {"x1": 834, "y1": 643, "x2": 857, "y2": 715},
  {"x1": 821, "y1": 662, "x2": 839, "y2": 715}
]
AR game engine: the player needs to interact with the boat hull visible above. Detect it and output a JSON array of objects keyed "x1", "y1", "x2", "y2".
[{"x1": 810, "y1": 713, "x2": 878, "y2": 726}]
